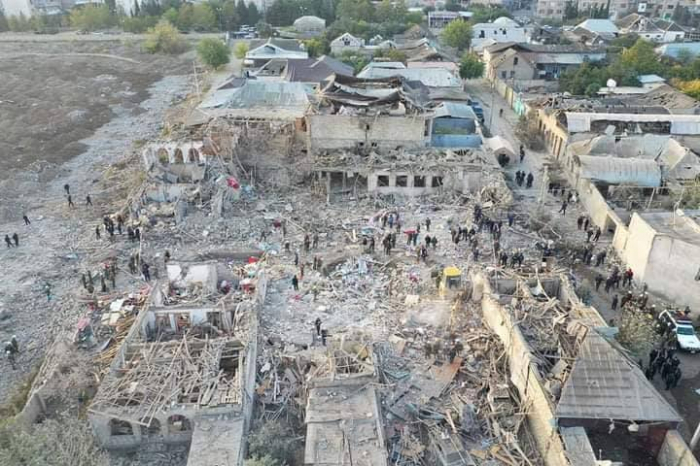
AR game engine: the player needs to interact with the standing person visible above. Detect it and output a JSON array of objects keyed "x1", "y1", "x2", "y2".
[
  {"x1": 95, "y1": 225, "x2": 101, "y2": 239},
  {"x1": 64, "y1": 183, "x2": 70, "y2": 195},
  {"x1": 593, "y1": 227, "x2": 602, "y2": 242},
  {"x1": 141, "y1": 262, "x2": 151, "y2": 282},
  {"x1": 425, "y1": 218, "x2": 431, "y2": 232},
  {"x1": 314, "y1": 317, "x2": 322, "y2": 336},
  {"x1": 86, "y1": 194, "x2": 92, "y2": 206},
  {"x1": 577, "y1": 216, "x2": 584, "y2": 230},
  {"x1": 5, "y1": 341, "x2": 18, "y2": 370},
  {"x1": 611, "y1": 294, "x2": 619, "y2": 311},
  {"x1": 11, "y1": 233, "x2": 18, "y2": 247},
  {"x1": 67, "y1": 195, "x2": 74, "y2": 208},
  {"x1": 312, "y1": 233, "x2": 319, "y2": 249},
  {"x1": 559, "y1": 200, "x2": 568, "y2": 215},
  {"x1": 507, "y1": 212, "x2": 515, "y2": 227},
  {"x1": 292, "y1": 274, "x2": 299, "y2": 291},
  {"x1": 44, "y1": 282, "x2": 52, "y2": 301},
  {"x1": 519, "y1": 145, "x2": 525, "y2": 163},
  {"x1": 4, "y1": 235, "x2": 11, "y2": 248},
  {"x1": 526, "y1": 173, "x2": 534, "y2": 188},
  {"x1": 583, "y1": 217, "x2": 590, "y2": 231},
  {"x1": 594, "y1": 273, "x2": 604, "y2": 291},
  {"x1": 23, "y1": 215, "x2": 30, "y2": 225}
]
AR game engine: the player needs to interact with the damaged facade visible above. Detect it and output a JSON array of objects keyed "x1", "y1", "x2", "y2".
[{"x1": 88, "y1": 260, "x2": 264, "y2": 465}]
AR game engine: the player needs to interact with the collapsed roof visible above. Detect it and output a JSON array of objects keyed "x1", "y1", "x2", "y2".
[{"x1": 315, "y1": 74, "x2": 430, "y2": 110}]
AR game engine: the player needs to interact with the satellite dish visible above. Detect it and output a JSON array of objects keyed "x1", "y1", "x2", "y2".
[{"x1": 607, "y1": 79, "x2": 617, "y2": 89}]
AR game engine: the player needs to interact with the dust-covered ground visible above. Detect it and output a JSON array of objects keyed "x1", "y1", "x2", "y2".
[
  {"x1": 0, "y1": 40, "x2": 192, "y2": 198},
  {"x1": 0, "y1": 39, "x2": 193, "y2": 402}
]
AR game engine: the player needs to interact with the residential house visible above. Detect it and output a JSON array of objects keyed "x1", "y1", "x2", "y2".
[
  {"x1": 471, "y1": 17, "x2": 529, "y2": 50},
  {"x1": 573, "y1": 19, "x2": 620, "y2": 43},
  {"x1": 484, "y1": 43, "x2": 606, "y2": 81},
  {"x1": 292, "y1": 15, "x2": 326, "y2": 36},
  {"x1": 253, "y1": 56, "x2": 353, "y2": 87},
  {"x1": 244, "y1": 39, "x2": 308, "y2": 68},
  {"x1": 308, "y1": 74, "x2": 433, "y2": 152},
  {"x1": 656, "y1": 41, "x2": 700, "y2": 59},
  {"x1": 577, "y1": 0, "x2": 633, "y2": 18},
  {"x1": 615, "y1": 211, "x2": 700, "y2": 311},
  {"x1": 636, "y1": 0, "x2": 695, "y2": 19},
  {"x1": 0, "y1": 0, "x2": 62, "y2": 17},
  {"x1": 330, "y1": 33, "x2": 365, "y2": 55},
  {"x1": 430, "y1": 102, "x2": 482, "y2": 148},
  {"x1": 535, "y1": 0, "x2": 565, "y2": 19},
  {"x1": 427, "y1": 10, "x2": 472, "y2": 29},
  {"x1": 356, "y1": 66, "x2": 462, "y2": 87},
  {"x1": 616, "y1": 14, "x2": 686, "y2": 42}
]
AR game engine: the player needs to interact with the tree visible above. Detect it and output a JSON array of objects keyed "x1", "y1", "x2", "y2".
[
  {"x1": 304, "y1": 37, "x2": 329, "y2": 57},
  {"x1": 470, "y1": 5, "x2": 512, "y2": 23},
  {"x1": 444, "y1": 0, "x2": 463, "y2": 11},
  {"x1": 144, "y1": 19, "x2": 188, "y2": 54},
  {"x1": 336, "y1": 0, "x2": 374, "y2": 22},
  {"x1": 616, "y1": 309, "x2": 660, "y2": 358},
  {"x1": 564, "y1": 1, "x2": 578, "y2": 20},
  {"x1": 69, "y1": 5, "x2": 114, "y2": 31},
  {"x1": 373, "y1": 47, "x2": 407, "y2": 63},
  {"x1": 235, "y1": 0, "x2": 248, "y2": 25},
  {"x1": 234, "y1": 41, "x2": 249, "y2": 59},
  {"x1": 256, "y1": 20, "x2": 273, "y2": 38},
  {"x1": 441, "y1": 19, "x2": 472, "y2": 51},
  {"x1": 248, "y1": 3, "x2": 261, "y2": 24},
  {"x1": 176, "y1": 3, "x2": 194, "y2": 29},
  {"x1": 133, "y1": 0, "x2": 140, "y2": 17},
  {"x1": 191, "y1": 3, "x2": 217, "y2": 31},
  {"x1": 618, "y1": 38, "x2": 661, "y2": 73},
  {"x1": 459, "y1": 52, "x2": 484, "y2": 79},
  {"x1": 337, "y1": 50, "x2": 369, "y2": 73},
  {"x1": 197, "y1": 38, "x2": 230, "y2": 68},
  {"x1": 162, "y1": 7, "x2": 179, "y2": 26},
  {"x1": 121, "y1": 15, "x2": 157, "y2": 32},
  {"x1": 0, "y1": 417, "x2": 109, "y2": 466},
  {"x1": 0, "y1": 12, "x2": 8, "y2": 32}
]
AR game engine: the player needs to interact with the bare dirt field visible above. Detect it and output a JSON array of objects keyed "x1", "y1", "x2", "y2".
[
  {"x1": 0, "y1": 40, "x2": 191, "y2": 182},
  {"x1": 0, "y1": 38, "x2": 194, "y2": 402}
]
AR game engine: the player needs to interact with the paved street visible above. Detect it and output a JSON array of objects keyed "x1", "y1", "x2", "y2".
[{"x1": 465, "y1": 78, "x2": 700, "y2": 447}]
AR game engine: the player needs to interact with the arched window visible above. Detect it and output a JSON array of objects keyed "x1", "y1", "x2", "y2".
[
  {"x1": 188, "y1": 148, "x2": 199, "y2": 163},
  {"x1": 140, "y1": 418, "x2": 161, "y2": 436},
  {"x1": 174, "y1": 149, "x2": 184, "y2": 163},
  {"x1": 157, "y1": 148, "x2": 169, "y2": 164},
  {"x1": 109, "y1": 418, "x2": 133, "y2": 436}
]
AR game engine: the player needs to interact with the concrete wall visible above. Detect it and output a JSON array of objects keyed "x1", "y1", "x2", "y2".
[
  {"x1": 431, "y1": 134, "x2": 483, "y2": 148},
  {"x1": 308, "y1": 114, "x2": 428, "y2": 151},
  {"x1": 616, "y1": 214, "x2": 700, "y2": 312},
  {"x1": 472, "y1": 273, "x2": 571, "y2": 466},
  {"x1": 575, "y1": 179, "x2": 627, "y2": 235},
  {"x1": 142, "y1": 141, "x2": 206, "y2": 168},
  {"x1": 657, "y1": 430, "x2": 700, "y2": 466}
]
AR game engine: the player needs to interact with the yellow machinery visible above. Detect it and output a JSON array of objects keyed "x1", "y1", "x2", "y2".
[{"x1": 439, "y1": 266, "x2": 462, "y2": 296}]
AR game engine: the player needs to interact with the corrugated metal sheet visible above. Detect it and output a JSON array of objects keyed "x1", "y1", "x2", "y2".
[
  {"x1": 432, "y1": 102, "x2": 477, "y2": 119},
  {"x1": 199, "y1": 81, "x2": 309, "y2": 112},
  {"x1": 576, "y1": 155, "x2": 661, "y2": 186},
  {"x1": 556, "y1": 331, "x2": 682, "y2": 423},
  {"x1": 356, "y1": 68, "x2": 461, "y2": 88},
  {"x1": 565, "y1": 112, "x2": 700, "y2": 135}
]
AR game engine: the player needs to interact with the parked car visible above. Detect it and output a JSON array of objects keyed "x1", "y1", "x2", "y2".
[
  {"x1": 658, "y1": 310, "x2": 700, "y2": 353},
  {"x1": 468, "y1": 99, "x2": 484, "y2": 123}
]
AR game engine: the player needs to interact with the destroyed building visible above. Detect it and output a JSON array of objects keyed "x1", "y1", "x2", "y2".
[
  {"x1": 471, "y1": 270, "x2": 696, "y2": 466},
  {"x1": 88, "y1": 260, "x2": 264, "y2": 465},
  {"x1": 308, "y1": 75, "x2": 433, "y2": 152},
  {"x1": 312, "y1": 148, "x2": 509, "y2": 201}
]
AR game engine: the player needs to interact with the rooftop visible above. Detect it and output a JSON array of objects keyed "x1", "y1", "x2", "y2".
[
  {"x1": 305, "y1": 376, "x2": 388, "y2": 466},
  {"x1": 556, "y1": 331, "x2": 682, "y2": 423},
  {"x1": 355, "y1": 67, "x2": 461, "y2": 88},
  {"x1": 638, "y1": 210, "x2": 700, "y2": 246}
]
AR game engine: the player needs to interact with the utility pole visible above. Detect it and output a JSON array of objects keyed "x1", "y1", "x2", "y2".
[{"x1": 538, "y1": 164, "x2": 549, "y2": 212}]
